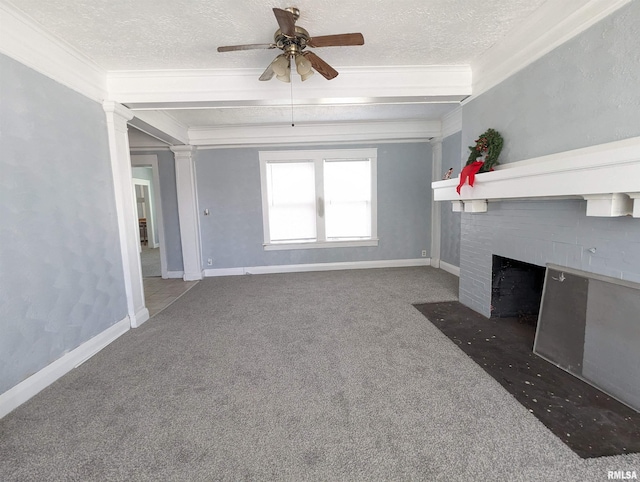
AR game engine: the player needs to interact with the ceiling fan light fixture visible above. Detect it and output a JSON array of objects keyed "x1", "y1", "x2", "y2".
[
  {"x1": 276, "y1": 65, "x2": 291, "y2": 83},
  {"x1": 295, "y1": 53, "x2": 311, "y2": 74},
  {"x1": 295, "y1": 53, "x2": 314, "y2": 81},
  {"x1": 271, "y1": 54, "x2": 290, "y2": 77},
  {"x1": 299, "y1": 69, "x2": 314, "y2": 81}
]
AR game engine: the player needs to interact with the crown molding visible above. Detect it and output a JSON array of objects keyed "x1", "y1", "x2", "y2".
[
  {"x1": 471, "y1": 0, "x2": 632, "y2": 98},
  {"x1": 0, "y1": 2, "x2": 107, "y2": 102},
  {"x1": 107, "y1": 66, "x2": 471, "y2": 108},
  {"x1": 103, "y1": 101, "x2": 134, "y2": 121},
  {"x1": 188, "y1": 120, "x2": 440, "y2": 148}
]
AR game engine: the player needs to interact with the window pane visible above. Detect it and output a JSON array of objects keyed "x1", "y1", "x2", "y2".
[
  {"x1": 267, "y1": 162, "x2": 316, "y2": 242},
  {"x1": 324, "y1": 159, "x2": 371, "y2": 239}
]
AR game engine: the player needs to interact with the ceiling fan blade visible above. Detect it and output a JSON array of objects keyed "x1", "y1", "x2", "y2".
[
  {"x1": 307, "y1": 33, "x2": 364, "y2": 48},
  {"x1": 272, "y1": 8, "x2": 296, "y2": 37},
  {"x1": 259, "y1": 63, "x2": 275, "y2": 81},
  {"x1": 303, "y1": 51, "x2": 338, "y2": 80},
  {"x1": 217, "y1": 43, "x2": 276, "y2": 52}
]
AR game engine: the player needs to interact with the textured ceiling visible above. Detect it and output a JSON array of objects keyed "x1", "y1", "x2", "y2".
[
  {"x1": 8, "y1": 0, "x2": 553, "y2": 138},
  {"x1": 10, "y1": 0, "x2": 548, "y2": 71},
  {"x1": 166, "y1": 103, "x2": 458, "y2": 127}
]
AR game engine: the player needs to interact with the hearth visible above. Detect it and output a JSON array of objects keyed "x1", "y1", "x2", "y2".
[
  {"x1": 414, "y1": 301, "x2": 640, "y2": 458},
  {"x1": 491, "y1": 255, "x2": 545, "y2": 320}
]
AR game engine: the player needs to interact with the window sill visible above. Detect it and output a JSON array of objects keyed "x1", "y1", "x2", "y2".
[{"x1": 263, "y1": 239, "x2": 379, "y2": 251}]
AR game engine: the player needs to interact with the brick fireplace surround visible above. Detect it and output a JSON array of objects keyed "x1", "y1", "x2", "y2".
[
  {"x1": 459, "y1": 198, "x2": 639, "y2": 317},
  {"x1": 433, "y1": 136, "x2": 640, "y2": 318}
]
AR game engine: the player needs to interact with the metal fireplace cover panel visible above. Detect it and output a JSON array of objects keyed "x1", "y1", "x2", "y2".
[{"x1": 534, "y1": 264, "x2": 640, "y2": 412}]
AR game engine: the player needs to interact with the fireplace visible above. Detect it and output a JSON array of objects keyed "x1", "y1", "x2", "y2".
[
  {"x1": 491, "y1": 255, "x2": 545, "y2": 319},
  {"x1": 432, "y1": 137, "x2": 640, "y2": 412}
]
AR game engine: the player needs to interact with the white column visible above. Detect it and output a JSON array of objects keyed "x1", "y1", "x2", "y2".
[
  {"x1": 430, "y1": 137, "x2": 443, "y2": 269},
  {"x1": 171, "y1": 146, "x2": 203, "y2": 281},
  {"x1": 103, "y1": 101, "x2": 149, "y2": 328}
]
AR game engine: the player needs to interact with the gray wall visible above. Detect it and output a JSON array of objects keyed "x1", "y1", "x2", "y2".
[
  {"x1": 132, "y1": 150, "x2": 184, "y2": 272},
  {"x1": 0, "y1": 54, "x2": 128, "y2": 394},
  {"x1": 458, "y1": 2, "x2": 640, "y2": 316},
  {"x1": 462, "y1": 1, "x2": 640, "y2": 163},
  {"x1": 195, "y1": 143, "x2": 432, "y2": 269},
  {"x1": 440, "y1": 131, "x2": 462, "y2": 267}
]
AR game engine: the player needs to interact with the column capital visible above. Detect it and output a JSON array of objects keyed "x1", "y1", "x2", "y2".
[
  {"x1": 170, "y1": 145, "x2": 197, "y2": 158},
  {"x1": 102, "y1": 101, "x2": 134, "y2": 122}
]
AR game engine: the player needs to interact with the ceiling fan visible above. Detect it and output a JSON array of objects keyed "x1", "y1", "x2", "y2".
[{"x1": 217, "y1": 7, "x2": 364, "y2": 82}]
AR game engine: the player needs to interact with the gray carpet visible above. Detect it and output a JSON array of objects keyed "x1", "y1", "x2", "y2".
[{"x1": 1, "y1": 267, "x2": 638, "y2": 481}]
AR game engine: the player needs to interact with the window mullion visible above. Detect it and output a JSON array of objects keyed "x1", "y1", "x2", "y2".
[{"x1": 314, "y1": 157, "x2": 326, "y2": 242}]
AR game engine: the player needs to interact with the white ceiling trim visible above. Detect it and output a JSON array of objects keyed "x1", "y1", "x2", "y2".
[
  {"x1": 2, "y1": 0, "x2": 628, "y2": 110},
  {"x1": 0, "y1": 2, "x2": 106, "y2": 102},
  {"x1": 472, "y1": 0, "x2": 632, "y2": 97},
  {"x1": 129, "y1": 111, "x2": 189, "y2": 146},
  {"x1": 107, "y1": 66, "x2": 472, "y2": 108},
  {"x1": 188, "y1": 120, "x2": 440, "y2": 148}
]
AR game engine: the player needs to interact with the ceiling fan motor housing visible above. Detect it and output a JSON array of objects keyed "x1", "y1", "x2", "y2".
[
  {"x1": 275, "y1": 26, "x2": 310, "y2": 55},
  {"x1": 284, "y1": 7, "x2": 300, "y2": 20}
]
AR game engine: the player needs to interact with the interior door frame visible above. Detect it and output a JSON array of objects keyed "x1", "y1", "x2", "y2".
[
  {"x1": 131, "y1": 154, "x2": 169, "y2": 278},
  {"x1": 132, "y1": 178, "x2": 158, "y2": 248}
]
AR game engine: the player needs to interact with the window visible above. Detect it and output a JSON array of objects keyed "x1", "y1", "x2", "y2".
[{"x1": 259, "y1": 148, "x2": 378, "y2": 250}]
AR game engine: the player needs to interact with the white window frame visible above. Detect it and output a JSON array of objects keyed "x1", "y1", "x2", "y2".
[{"x1": 259, "y1": 148, "x2": 378, "y2": 251}]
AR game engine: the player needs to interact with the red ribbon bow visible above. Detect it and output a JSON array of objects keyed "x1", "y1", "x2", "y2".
[{"x1": 456, "y1": 161, "x2": 484, "y2": 194}]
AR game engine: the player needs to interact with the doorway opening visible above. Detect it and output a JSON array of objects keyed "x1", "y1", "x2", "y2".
[
  {"x1": 131, "y1": 155, "x2": 167, "y2": 279},
  {"x1": 133, "y1": 173, "x2": 161, "y2": 278}
]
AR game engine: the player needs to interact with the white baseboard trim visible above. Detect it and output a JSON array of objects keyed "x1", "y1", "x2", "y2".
[
  {"x1": 165, "y1": 270, "x2": 184, "y2": 279},
  {"x1": 131, "y1": 307, "x2": 150, "y2": 328},
  {"x1": 204, "y1": 258, "x2": 432, "y2": 277},
  {"x1": 440, "y1": 260, "x2": 461, "y2": 277},
  {"x1": 0, "y1": 317, "x2": 130, "y2": 419},
  {"x1": 204, "y1": 267, "x2": 246, "y2": 277},
  {"x1": 184, "y1": 270, "x2": 204, "y2": 281}
]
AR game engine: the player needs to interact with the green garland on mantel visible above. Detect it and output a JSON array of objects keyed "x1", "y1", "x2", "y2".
[{"x1": 465, "y1": 128, "x2": 504, "y2": 173}]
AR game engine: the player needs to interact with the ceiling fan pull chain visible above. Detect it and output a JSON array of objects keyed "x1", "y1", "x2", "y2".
[{"x1": 290, "y1": 66, "x2": 295, "y2": 127}]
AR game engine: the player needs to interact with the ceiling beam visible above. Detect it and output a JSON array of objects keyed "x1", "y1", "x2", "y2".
[
  {"x1": 107, "y1": 66, "x2": 472, "y2": 109},
  {"x1": 188, "y1": 120, "x2": 441, "y2": 148},
  {"x1": 128, "y1": 110, "x2": 189, "y2": 146}
]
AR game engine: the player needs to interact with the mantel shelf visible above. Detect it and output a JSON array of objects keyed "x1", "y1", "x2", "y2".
[{"x1": 432, "y1": 136, "x2": 640, "y2": 217}]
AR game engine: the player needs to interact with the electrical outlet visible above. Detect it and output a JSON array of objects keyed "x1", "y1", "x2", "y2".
[
  {"x1": 421, "y1": 250, "x2": 427, "y2": 257},
  {"x1": 207, "y1": 258, "x2": 213, "y2": 266}
]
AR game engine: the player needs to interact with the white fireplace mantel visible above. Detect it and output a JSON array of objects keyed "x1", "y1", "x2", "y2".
[{"x1": 432, "y1": 136, "x2": 640, "y2": 217}]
